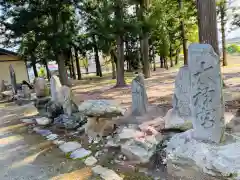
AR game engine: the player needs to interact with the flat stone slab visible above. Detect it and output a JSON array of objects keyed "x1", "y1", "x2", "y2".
[
  {"x1": 70, "y1": 148, "x2": 92, "y2": 159},
  {"x1": 33, "y1": 128, "x2": 52, "y2": 137},
  {"x1": 53, "y1": 140, "x2": 65, "y2": 146},
  {"x1": 46, "y1": 134, "x2": 58, "y2": 141},
  {"x1": 92, "y1": 165, "x2": 123, "y2": 180},
  {"x1": 59, "y1": 142, "x2": 82, "y2": 153},
  {"x1": 35, "y1": 117, "x2": 52, "y2": 126},
  {"x1": 84, "y1": 156, "x2": 97, "y2": 166},
  {"x1": 167, "y1": 129, "x2": 240, "y2": 177},
  {"x1": 20, "y1": 118, "x2": 35, "y2": 124}
]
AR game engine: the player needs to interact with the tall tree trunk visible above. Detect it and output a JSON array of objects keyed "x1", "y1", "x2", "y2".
[
  {"x1": 197, "y1": 0, "x2": 219, "y2": 55},
  {"x1": 43, "y1": 60, "x2": 50, "y2": 81},
  {"x1": 110, "y1": 52, "x2": 116, "y2": 79},
  {"x1": 160, "y1": 56, "x2": 164, "y2": 68},
  {"x1": 115, "y1": 0, "x2": 126, "y2": 87},
  {"x1": 116, "y1": 35, "x2": 126, "y2": 87},
  {"x1": 74, "y1": 47, "x2": 81, "y2": 80},
  {"x1": 170, "y1": 44, "x2": 174, "y2": 67},
  {"x1": 140, "y1": 0, "x2": 151, "y2": 78},
  {"x1": 93, "y1": 35, "x2": 102, "y2": 77},
  {"x1": 175, "y1": 49, "x2": 180, "y2": 65},
  {"x1": 57, "y1": 52, "x2": 70, "y2": 86},
  {"x1": 164, "y1": 58, "x2": 168, "y2": 70},
  {"x1": 69, "y1": 66, "x2": 73, "y2": 78},
  {"x1": 31, "y1": 55, "x2": 38, "y2": 78},
  {"x1": 220, "y1": 0, "x2": 227, "y2": 66},
  {"x1": 179, "y1": 0, "x2": 188, "y2": 65},
  {"x1": 70, "y1": 54, "x2": 76, "y2": 80}
]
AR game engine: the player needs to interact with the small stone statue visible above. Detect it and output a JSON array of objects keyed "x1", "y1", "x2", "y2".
[{"x1": 131, "y1": 73, "x2": 148, "y2": 116}]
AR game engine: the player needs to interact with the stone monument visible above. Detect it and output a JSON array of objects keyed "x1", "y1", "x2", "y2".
[
  {"x1": 131, "y1": 73, "x2": 148, "y2": 116},
  {"x1": 188, "y1": 43, "x2": 225, "y2": 143},
  {"x1": 9, "y1": 65, "x2": 17, "y2": 94},
  {"x1": 164, "y1": 66, "x2": 192, "y2": 129},
  {"x1": 50, "y1": 75, "x2": 62, "y2": 102}
]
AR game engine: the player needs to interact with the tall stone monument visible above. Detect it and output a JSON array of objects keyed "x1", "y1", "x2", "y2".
[
  {"x1": 50, "y1": 75, "x2": 62, "y2": 102},
  {"x1": 188, "y1": 43, "x2": 225, "y2": 143},
  {"x1": 131, "y1": 73, "x2": 148, "y2": 116},
  {"x1": 9, "y1": 65, "x2": 17, "y2": 94}
]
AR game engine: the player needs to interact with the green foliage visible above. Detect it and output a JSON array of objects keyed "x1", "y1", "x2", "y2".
[
  {"x1": 38, "y1": 67, "x2": 46, "y2": 78},
  {"x1": 226, "y1": 44, "x2": 240, "y2": 54}
]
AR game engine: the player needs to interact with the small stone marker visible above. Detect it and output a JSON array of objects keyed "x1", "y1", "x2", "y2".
[
  {"x1": 34, "y1": 77, "x2": 48, "y2": 98},
  {"x1": 9, "y1": 65, "x2": 17, "y2": 94},
  {"x1": 22, "y1": 84, "x2": 31, "y2": 99},
  {"x1": 58, "y1": 86, "x2": 72, "y2": 116},
  {"x1": 173, "y1": 66, "x2": 192, "y2": 118},
  {"x1": 50, "y1": 75, "x2": 62, "y2": 102},
  {"x1": 131, "y1": 73, "x2": 148, "y2": 116},
  {"x1": 59, "y1": 141, "x2": 81, "y2": 153},
  {"x1": 188, "y1": 44, "x2": 225, "y2": 143}
]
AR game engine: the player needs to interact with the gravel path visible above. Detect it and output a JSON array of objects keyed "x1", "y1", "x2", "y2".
[{"x1": 0, "y1": 103, "x2": 91, "y2": 180}]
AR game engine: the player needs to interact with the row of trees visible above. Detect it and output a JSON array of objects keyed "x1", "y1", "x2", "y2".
[{"x1": 0, "y1": 0, "x2": 239, "y2": 86}]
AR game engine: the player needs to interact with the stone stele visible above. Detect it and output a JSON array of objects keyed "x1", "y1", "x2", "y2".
[{"x1": 188, "y1": 43, "x2": 225, "y2": 143}]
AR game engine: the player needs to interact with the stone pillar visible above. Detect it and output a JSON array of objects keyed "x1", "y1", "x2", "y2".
[
  {"x1": 50, "y1": 75, "x2": 62, "y2": 102},
  {"x1": 188, "y1": 43, "x2": 225, "y2": 143},
  {"x1": 131, "y1": 73, "x2": 148, "y2": 116}
]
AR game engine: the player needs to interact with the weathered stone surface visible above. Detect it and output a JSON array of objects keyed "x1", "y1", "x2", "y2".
[
  {"x1": 34, "y1": 77, "x2": 49, "y2": 98},
  {"x1": 54, "y1": 113, "x2": 87, "y2": 130},
  {"x1": 45, "y1": 101, "x2": 64, "y2": 119},
  {"x1": 92, "y1": 165, "x2": 123, "y2": 180},
  {"x1": 0, "y1": 80, "x2": 7, "y2": 92},
  {"x1": 188, "y1": 44, "x2": 225, "y2": 143},
  {"x1": 53, "y1": 140, "x2": 65, "y2": 146},
  {"x1": 22, "y1": 84, "x2": 31, "y2": 99},
  {"x1": 46, "y1": 134, "x2": 58, "y2": 141},
  {"x1": 59, "y1": 142, "x2": 82, "y2": 153},
  {"x1": 164, "y1": 109, "x2": 192, "y2": 131},
  {"x1": 131, "y1": 73, "x2": 148, "y2": 116},
  {"x1": 167, "y1": 129, "x2": 240, "y2": 177},
  {"x1": 50, "y1": 75, "x2": 62, "y2": 102},
  {"x1": 70, "y1": 148, "x2": 92, "y2": 159},
  {"x1": 78, "y1": 99, "x2": 125, "y2": 117},
  {"x1": 35, "y1": 117, "x2": 52, "y2": 126},
  {"x1": 9, "y1": 65, "x2": 17, "y2": 94},
  {"x1": 84, "y1": 156, "x2": 97, "y2": 166}
]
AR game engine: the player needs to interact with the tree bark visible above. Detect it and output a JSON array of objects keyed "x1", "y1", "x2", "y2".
[
  {"x1": 164, "y1": 58, "x2": 168, "y2": 70},
  {"x1": 197, "y1": 0, "x2": 219, "y2": 55},
  {"x1": 70, "y1": 54, "x2": 76, "y2": 79},
  {"x1": 141, "y1": 0, "x2": 151, "y2": 78},
  {"x1": 179, "y1": 0, "x2": 188, "y2": 65},
  {"x1": 170, "y1": 44, "x2": 174, "y2": 67},
  {"x1": 57, "y1": 52, "x2": 70, "y2": 86},
  {"x1": 111, "y1": 53, "x2": 116, "y2": 79},
  {"x1": 43, "y1": 60, "x2": 50, "y2": 81},
  {"x1": 175, "y1": 49, "x2": 180, "y2": 65},
  {"x1": 93, "y1": 35, "x2": 102, "y2": 77},
  {"x1": 220, "y1": 0, "x2": 227, "y2": 66},
  {"x1": 31, "y1": 55, "x2": 38, "y2": 78},
  {"x1": 74, "y1": 47, "x2": 82, "y2": 80},
  {"x1": 116, "y1": 35, "x2": 126, "y2": 87},
  {"x1": 160, "y1": 56, "x2": 164, "y2": 68}
]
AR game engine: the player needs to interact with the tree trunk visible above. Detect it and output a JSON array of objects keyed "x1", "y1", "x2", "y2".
[
  {"x1": 74, "y1": 47, "x2": 82, "y2": 80},
  {"x1": 116, "y1": 35, "x2": 126, "y2": 87},
  {"x1": 164, "y1": 58, "x2": 168, "y2": 70},
  {"x1": 111, "y1": 53, "x2": 116, "y2": 79},
  {"x1": 179, "y1": 0, "x2": 188, "y2": 65},
  {"x1": 197, "y1": 0, "x2": 219, "y2": 55},
  {"x1": 141, "y1": 0, "x2": 151, "y2": 78},
  {"x1": 160, "y1": 56, "x2": 164, "y2": 68},
  {"x1": 43, "y1": 60, "x2": 50, "y2": 81},
  {"x1": 57, "y1": 52, "x2": 70, "y2": 86},
  {"x1": 220, "y1": 0, "x2": 227, "y2": 66},
  {"x1": 170, "y1": 44, "x2": 174, "y2": 67},
  {"x1": 175, "y1": 49, "x2": 180, "y2": 65},
  {"x1": 31, "y1": 55, "x2": 38, "y2": 78},
  {"x1": 69, "y1": 66, "x2": 73, "y2": 78},
  {"x1": 93, "y1": 35, "x2": 102, "y2": 77},
  {"x1": 71, "y1": 55, "x2": 76, "y2": 79}
]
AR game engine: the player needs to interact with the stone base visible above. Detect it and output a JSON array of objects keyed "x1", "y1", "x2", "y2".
[{"x1": 167, "y1": 129, "x2": 240, "y2": 178}]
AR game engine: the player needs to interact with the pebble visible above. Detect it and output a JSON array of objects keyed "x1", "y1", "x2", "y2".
[
  {"x1": 84, "y1": 156, "x2": 97, "y2": 166},
  {"x1": 70, "y1": 148, "x2": 92, "y2": 159},
  {"x1": 53, "y1": 140, "x2": 65, "y2": 146},
  {"x1": 46, "y1": 134, "x2": 58, "y2": 141},
  {"x1": 92, "y1": 165, "x2": 123, "y2": 180},
  {"x1": 59, "y1": 142, "x2": 82, "y2": 153}
]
